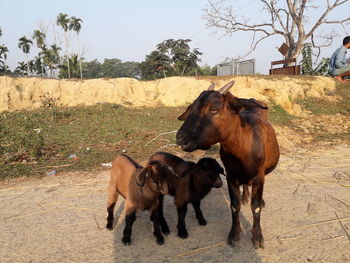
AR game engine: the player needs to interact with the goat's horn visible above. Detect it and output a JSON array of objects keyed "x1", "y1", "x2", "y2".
[
  {"x1": 218, "y1": 80, "x2": 235, "y2": 95},
  {"x1": 207, "y1": 83, "x2": 215, "y2": 91}
]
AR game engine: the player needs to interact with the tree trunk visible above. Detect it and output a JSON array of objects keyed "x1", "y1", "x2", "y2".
[
  {"x1": 181, "y1": 65, "x2": 187, "y2": 76},
  {"x1": 65, "y1": 32, "x2": 70, "y2": 79},
  {"x1": 77, "y1": 33, "x2": 83, "y2": 79},
  {"x1": 26, "y1": 54, "x2": 30, "y2": 77}
]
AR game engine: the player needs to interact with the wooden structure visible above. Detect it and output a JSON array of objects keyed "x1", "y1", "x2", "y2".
[
  {"x1": 269, "y1": 58, "x2": 300, "y2": 75},
  {"x1": 270, "y1": 43, "x2": 300, "y2": 75}
]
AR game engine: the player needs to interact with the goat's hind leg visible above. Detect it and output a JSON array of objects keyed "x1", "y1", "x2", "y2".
[
  {"x1": 106, "y1": 184, "x2": 119, "y2": 230},
  {"x1": 150, "y1": 209, "x2": 165, "y2": 245},
  {"x1": 157, "y1": 195, "x2": 170, "y2": 235},
  {"x1": 251, "y1": 175, "x2": 265, "y2": 249}
]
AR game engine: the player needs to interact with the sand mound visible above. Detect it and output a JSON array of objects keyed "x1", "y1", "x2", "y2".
[{"x1": 0, "y1": 75, "x2": 336, "y2": 116}]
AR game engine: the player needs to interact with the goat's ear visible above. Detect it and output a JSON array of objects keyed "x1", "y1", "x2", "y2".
[
  {"x1": 136, "y1": 167, "x2": 148, "y2": 187},
  {"x1": 229, "y1": 98, "x2": 268, "y2": 113},
  {"x1": 218, "y1": 166, "x2": 226, "y2": 176},
  {"x1": 179, "y1": 164, "x2": 196, "y2": 178},
  {"x1": 167, "y1": 166, "x2": 181, "y2": 178},
  {"x1": 178, "y1": 103, "x2": 193, "y2": 121},
  {"x1": 162, "y1": 164, "x2": 179, "y2": 178}
]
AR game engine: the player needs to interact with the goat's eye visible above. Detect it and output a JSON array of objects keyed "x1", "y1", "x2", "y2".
[{"x1": 210, "y1": 108, "x2": 218, "y2": 114}]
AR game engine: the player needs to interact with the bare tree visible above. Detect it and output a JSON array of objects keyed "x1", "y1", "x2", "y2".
[{"x1": 204, "y1": 0, "x2": 350, "y2": 59}]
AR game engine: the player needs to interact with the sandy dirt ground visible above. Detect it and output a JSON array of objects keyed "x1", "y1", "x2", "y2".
[{"x1": 1, "y1": 142, "x2": 349, "y2": 263}]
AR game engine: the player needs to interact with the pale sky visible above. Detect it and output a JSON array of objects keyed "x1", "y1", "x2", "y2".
[{"x1": 0, "y1": 0, "x2": 349, "y2": 74}]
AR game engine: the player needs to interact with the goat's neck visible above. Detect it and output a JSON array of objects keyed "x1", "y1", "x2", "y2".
[
  {"x1": 190, "y1": 174, "x2": 211, "y2": 200},
  {"x1": 220, "y1": 115, "x2": 252, "y2": 156}
]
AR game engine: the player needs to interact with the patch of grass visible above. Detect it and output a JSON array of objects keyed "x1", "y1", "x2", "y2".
[
  {"x1": 0, "y1": 104, "x2": 187, "y2": 179},
  {"x1": 269, "y1": 104, "x2": 296, "y2": 126},
  {"x1": 296, "y1": 83, "x2": 350, "y2": 115}
]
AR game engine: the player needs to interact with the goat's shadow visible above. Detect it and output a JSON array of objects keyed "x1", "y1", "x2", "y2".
[{"x1": 111, "y1": 184, "x2": 262, "y2": 263}]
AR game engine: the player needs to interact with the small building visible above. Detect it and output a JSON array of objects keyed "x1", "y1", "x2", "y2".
[{"x1": 217, "y1": 59, "x2": 255, "y2": 76}]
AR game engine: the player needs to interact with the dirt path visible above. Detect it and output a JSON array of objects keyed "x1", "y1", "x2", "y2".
[{"x1": 1, "y1": 145, "x2": 350, "y2": 263}]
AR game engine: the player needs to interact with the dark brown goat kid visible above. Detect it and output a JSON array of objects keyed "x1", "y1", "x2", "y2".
[
  {"x1": 106, "y1": 154, "x2": 176, "y2": 245},
  {"x1": 176, "y1": 81, "x2": 280, "y2": 248},
  {"x1": 149, "y1": 152, "x2": 224, "y2": 239}
]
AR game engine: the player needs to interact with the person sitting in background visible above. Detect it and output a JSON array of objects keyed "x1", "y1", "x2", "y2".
[{"x1": 329, "y1": 36, "x2": 350, "y2": 82}]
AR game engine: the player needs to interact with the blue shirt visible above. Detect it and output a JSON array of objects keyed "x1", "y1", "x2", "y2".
[{"x1": 329, "y1": 45, "x2": 348, "y2": 75}]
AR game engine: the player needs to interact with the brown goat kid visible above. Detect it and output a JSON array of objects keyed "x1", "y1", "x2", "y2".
[
  {"x1": 149, "y1": 152, "x2": 224, "y2": 239},
  {"x1": 106, "y1": 154, "x2": 176, "y2": 245},
  {"x1": 176, "y1": 81, "x2": 280, "y2": 249}
]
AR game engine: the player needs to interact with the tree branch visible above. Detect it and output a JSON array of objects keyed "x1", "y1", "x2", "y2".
[{"x1": 306, "y1": 0, "x2": 350, "y2": 39}]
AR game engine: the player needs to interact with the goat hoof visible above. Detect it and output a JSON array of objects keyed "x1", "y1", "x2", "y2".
[
  {"x1": 156, "y1": 236, "x2": 165, "y2": 245},
  {"x1": 122, "y1": 237, "x2": 131, "y2": 245},
  {"x1": 106, "y1": 222, "x2": 113, "y2": 230},
  {"x1": 227, "y1": 232, "x2": 240, "y2": 247},
  {"x1": 252, "y1": 234, "x2": 264, "y2": 249},
  {"x1": 177, "y1": 229, "x2": 188, "y2": 239},
  {"x1": 162, "y1": 229, "x2": 170, "y2": 235},
  {"x1": 198, "y1": 218, "x2": 207, "y2": 225},
  {"x1": 161, "y1": 225, "x2": 170, "y2": 235},
  {"x1": 227, "y1": 237, "x2": 236, "y2": 247}
]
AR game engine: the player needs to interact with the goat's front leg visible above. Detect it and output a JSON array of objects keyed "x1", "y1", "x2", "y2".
[
  {"x1": 227, "y1": 179, "x2": 241, "y2": 247},
  {"x1": 150, "y1": 209, "x2": 165, "y2": 245},
  {"x1": 122, "y1": 210, "x2": 136, "y2": 245},
  {"x1": 157, "y1": 195, "x2": 170, "y2": 235},
  {"x1": 176, "y1": 204, "x2": 188, "y2": 239},
  {"x1": 251, "y1": 175, "x2": 265, "y2": 249},
  {"x1": 192, "y1": 201, "x2": 207, "y2": 225}
]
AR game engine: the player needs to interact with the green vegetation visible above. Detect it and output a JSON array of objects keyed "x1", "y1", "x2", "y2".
[
  {"x1": 300, "y1": 43, "x2": 329, "y2": 76},
  {"x1": 296, "y1": 83, "x2": 350, "y2": 115},
  {"x1": 0, "y1": 104, "x2": 185, "y2": 179},
  {"x1": 140, "y1": 39, "x2": 204, "y2": 80},
  {"x1": 268, "y1": 103, "x2": 296, "y2": 126}
]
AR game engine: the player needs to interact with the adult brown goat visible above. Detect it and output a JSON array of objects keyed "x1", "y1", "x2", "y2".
[
  {"x1": 106, "y1": 154, "x2": 175, "y2": 245},
  {"x1": 176, "y1": 81, "x2": 280, "y2": 248}
]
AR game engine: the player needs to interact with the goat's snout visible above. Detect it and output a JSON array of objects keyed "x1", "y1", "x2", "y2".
[
  {"x1": 160, "y1": 183, "x2": 169, "y2": 195},
  {"x1": 213, "y1": 176, "x2": 223, "y2": 188},
  {"x1": 176, "y1": 131, "x2": 185, "y2": 145}
]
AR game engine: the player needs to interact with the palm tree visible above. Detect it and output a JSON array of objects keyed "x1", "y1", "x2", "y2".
[
  {"x1": 28, "y1": 60, "x2": 35, "y2": 76},
  {"x1": 33, "y1": 56, "x2": 46, "y2": 76},
  {"x1": 69, "y1": 16, "x2": 83, "y2": 78},
  {"x1": 41, "y1": 44, "x2": 61, "y2": 78},
  {"x1": 18, "y1": 36, "x2": 33, "y2": 76},
  {"x1": 56, "y1": 13, "x2": 71, "y2": 78},
  {"x1": 0, "y1": 45, "x2": 9, "y2": 72},
  {"x1": 15, "y1": 61, "x2": 28, "y2": 76},
  {"x1": 32, "y1": 30, "x2": 46, "y2": 76},
  {"x1": 32, "y1": 30, "x2": 46, "y2": 48},
  {"x1": 58, "y1": 54, "x2": 80, "y2": 78}
]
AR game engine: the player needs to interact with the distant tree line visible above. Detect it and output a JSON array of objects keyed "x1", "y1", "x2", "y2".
[
  {"x1": 82, "y1": 39, "x2": 217, "y2": 79},
  {"x1": 1, "y1": 19, "x2": 216, "y2": 79}
]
